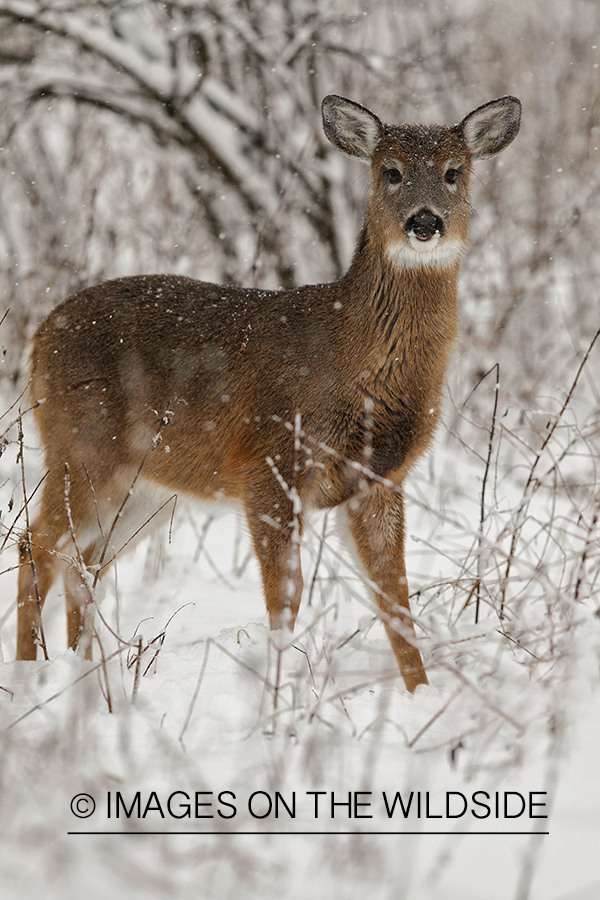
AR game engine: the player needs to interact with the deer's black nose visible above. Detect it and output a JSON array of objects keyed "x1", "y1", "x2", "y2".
[{"x1": 405, "y1": 208, "x2": 445, "y2": 241}]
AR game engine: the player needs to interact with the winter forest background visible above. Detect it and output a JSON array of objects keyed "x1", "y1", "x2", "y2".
[{"x1": 0, "y1": 1, "x2": 600, "y2": 899}]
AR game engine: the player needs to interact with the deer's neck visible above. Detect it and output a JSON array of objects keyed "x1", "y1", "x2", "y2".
[
  {"x1": 329, "y1": 235, "x2": 460, "y2": 478},
  {"x1": 341, "y1": 235, "x2": 460, "y2": 386}
]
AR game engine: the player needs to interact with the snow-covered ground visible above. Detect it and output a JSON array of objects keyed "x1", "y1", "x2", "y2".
[{"x1": 1, "y1": 400, "x2": 599, "y2": 900}]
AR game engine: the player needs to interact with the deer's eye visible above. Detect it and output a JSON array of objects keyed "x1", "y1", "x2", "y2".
[
  {"x1": 384, "y1": 168, "x2": 402, "y2": 185},
  {"x1": 444, "y1": 168, "x2": 461, "y2": 185}
]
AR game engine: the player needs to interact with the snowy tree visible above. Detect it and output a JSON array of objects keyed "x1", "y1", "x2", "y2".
[{"x1": 2, "y1": 0, "x2": 597, "y2": 401}]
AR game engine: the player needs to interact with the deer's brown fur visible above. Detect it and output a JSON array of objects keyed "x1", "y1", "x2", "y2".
[{"x1": 17, "y1": 94, "x2": 521, "y2": 691}]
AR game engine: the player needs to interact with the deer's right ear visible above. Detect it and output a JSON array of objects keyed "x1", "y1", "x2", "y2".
[
  {"x1": 461, "y1": 96, "x2": 522, "y2": 161},
  {"x1": 322, "y1": 95, "x2": 383, "y2": 162}
]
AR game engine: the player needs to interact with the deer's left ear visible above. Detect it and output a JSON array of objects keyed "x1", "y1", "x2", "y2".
[
  {"x1": 461, "y1": 96, "x2": 521, "y2": 161},
  {"x1": 322, "y1": 95, "x2": 384, "y2": 162}
]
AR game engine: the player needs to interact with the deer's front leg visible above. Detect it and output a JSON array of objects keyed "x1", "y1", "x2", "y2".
[
  {"x1": 245, "y1": 480, "x2": 304, "y2": 632},
  {"x1": 344, "y1": 482, "x2": 429, "y2": 693}
]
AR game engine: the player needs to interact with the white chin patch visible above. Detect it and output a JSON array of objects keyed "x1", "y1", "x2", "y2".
[{"x1": 386, "y1": 235, "x2": 464, "y2": 270}]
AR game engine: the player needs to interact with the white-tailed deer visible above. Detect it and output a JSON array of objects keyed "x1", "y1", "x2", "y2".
[{"x1": 17, "y1": 94, "x2": 520, "y2": 691}]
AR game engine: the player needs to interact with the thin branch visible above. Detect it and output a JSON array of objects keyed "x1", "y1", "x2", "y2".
[
  {"x1": 500, "y1": 325, "x2": 600, "y2": 613},
  {"x1": 475, "y1": 363, "x2": 499, "y2": 624}
]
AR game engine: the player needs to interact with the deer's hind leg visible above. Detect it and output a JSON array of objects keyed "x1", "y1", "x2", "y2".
[
  {"x1": 17, "y1": 458, "x2": 109, "y2": 661},
  {"x1": 17, "y1": 522, "x2": 62, "y2": 660},
  {"x1": 343, "y1": 481, "x2": 429, "y2": 693},
  {"x1": 17, "y1": 455, "x2": 76, "y2": 659},
  {"x1": 62, "y1": 468, "x2": 178, "y2": 659},
  {"x1": 63, "y1": 540, "x2": 104, "y2": 660}
]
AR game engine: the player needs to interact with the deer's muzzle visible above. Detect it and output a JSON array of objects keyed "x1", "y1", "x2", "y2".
[{"x1": 405, "y1": 208, "x2": 445, "y2": 242}]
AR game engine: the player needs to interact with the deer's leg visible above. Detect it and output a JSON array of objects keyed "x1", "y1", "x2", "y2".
[
  {"x1": 17, "y1": 523, "x2": 60, "y2": 660},
  {"x1": 17, "y1": 460, "x2": 88, "y2": 660},
  {"x1": 64, "y1": 543, "x2": 100, "y2": 661},
  {"x1": 344, "y1": 482, "x2": 429, "y2": 693},
  {"x1": 245, "y1": 484, "x2": 304, "y2": 632},
  {"x1": 17, "y1": 458, "x2": 106, "y2": 661}
]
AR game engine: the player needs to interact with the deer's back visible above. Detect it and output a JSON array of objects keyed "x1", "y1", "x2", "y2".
[
  {"x1": 29, "y1": 275, "x2": 360, "y2": 499},
  {"x1": 28, "y1": 272, "x2": 450, "y2": 506}
]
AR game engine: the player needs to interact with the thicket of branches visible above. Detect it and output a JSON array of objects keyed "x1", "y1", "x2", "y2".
[{"x1": 0, "y1": 0, "x2": 599, "y2": 406}]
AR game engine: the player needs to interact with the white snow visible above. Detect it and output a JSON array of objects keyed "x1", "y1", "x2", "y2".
[{"x1": 1, "y1": 409, "x2": 599, "y2": 900}]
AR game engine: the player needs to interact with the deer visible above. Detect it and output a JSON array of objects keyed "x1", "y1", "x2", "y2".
[{"x1": 16, "y1": 94, "x2": 521, "y2": 692}]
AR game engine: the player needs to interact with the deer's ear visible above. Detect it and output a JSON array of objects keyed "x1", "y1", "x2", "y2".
[
  {"x1": 461, "y1": 96, "x2": 521, "y2": 161},
  {"x1": 322, "y1": 95, "x2": 383, "y2": 162}
]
